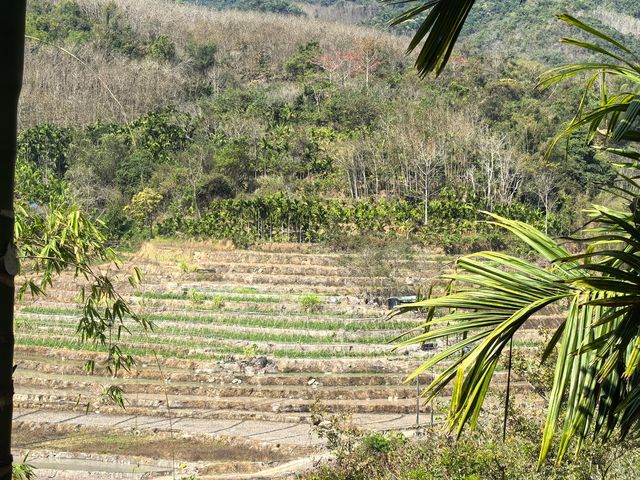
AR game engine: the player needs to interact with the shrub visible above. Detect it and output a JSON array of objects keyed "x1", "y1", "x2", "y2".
[
  {"x1": 360, "y1": 432, "x2": 392, "y2": 456},
  {"x1": 123, "y1": 187, "x2": 163, "y2": 238},
  {"x1": 284, "y1": 41, "x2": 322, "y2": 80},
  {"x1": 210, "y1": 295, "x2": 225, "y2": 309},
  {"x1": 26, "y1": 0, "x2": 91, "y2": 43},
  {"x1": 94, "y1": 2, "x2": 145, "y2": 58},
  {"x1": 18, "y1": 124, "x2": 73, "y2": 175},
  {"x1": 301, "y1": 294, "x2": 322, "y2": 313},
  {"x1": 148, "y1": 34, "x2": 176, "y2": 63},
  {"x1": 186, "y1": 40, "x2": 217, "y2": 75},
  {"x1": 239, "y1": 0, "x2": 305, "y2": 16},
  {"x1": 305, "y1": 409, "x2": 640, "y2": 480},
  {"x1": 178, "y1": 259, "x2": 198, "y2": 273},
  {"x1": 187, "y1": 289, "x2": 206, "y2": 305}
]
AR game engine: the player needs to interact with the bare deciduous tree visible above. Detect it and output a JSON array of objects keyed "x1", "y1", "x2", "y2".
[{"x1": 532, "y1": 165, "x2": 560, "y2": 235}]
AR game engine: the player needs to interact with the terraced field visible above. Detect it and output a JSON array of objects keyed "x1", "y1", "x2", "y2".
[{"x1": 11, "y1": 241, "x2": 556, "y2": 479}]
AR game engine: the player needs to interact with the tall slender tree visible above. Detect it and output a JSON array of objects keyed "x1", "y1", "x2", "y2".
[{"x1": 0, "y1": 3, "x2": 26, "y2": 479}]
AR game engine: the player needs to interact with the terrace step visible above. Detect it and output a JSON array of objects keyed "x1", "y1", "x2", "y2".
[
  {"x1": 16, "y1": 312, "x2": 407, "y2": 341},
  {"x1": 16, "y1": 303, "x2": 391, "y2": 325},
  {"x1": 14, "y1": 345, "x2": 429, "y2": 372},
  {"x1": 20, "y1": 287, "x2": 394, "y2": 312},
  {"x1": 14, "y1": 390, "x2": 438, "y2": 415},
  {"x1": 97, "y1": 269, "x2": 440, "y2": 293},
  {"x1": 192, "y1": 260, "x2": 442, "y2": 277},
  {"x1": 12, "y1": 407, "x2": 438, "y2": 445},
  {"x1": 15, "y1": 380, "x2": 531, "y2": 417},
  {"x1": 15, "y1": 353, "x2": 519, "y2": 387},
  {"x1": 14, "y1": 371, "x2": 529, "y2": 401},
  {"x1": 15, "y1": 327, "x2": 422, "y2": 357},
  {"x1": 141, "y1": 246, "x2": 447, "y2": 267}
]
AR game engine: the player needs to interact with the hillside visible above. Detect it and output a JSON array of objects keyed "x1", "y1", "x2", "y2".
[
  {"x1": 190, "y1": 0, "x2": 640, "y2": 64},
  {"x1": 21, "y1": 0, "x2": 405, "y2": 127},
  {"x1": 23, "y1": 2, "x2": 636, "y2": 125},
  {"x1": 460, "y1": 0, "x2": 640, "y2": 64},
  {"x1": 19, "y1": 0, "x2": 617, "y2": 253},
  {"x1": 14, "y1": 2, "x2": 640, "y2": 478}
]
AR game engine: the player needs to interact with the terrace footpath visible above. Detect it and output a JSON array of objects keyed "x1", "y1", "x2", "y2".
[{"x1": 13, "y1": 409, "x2": 422, "y2": 446}]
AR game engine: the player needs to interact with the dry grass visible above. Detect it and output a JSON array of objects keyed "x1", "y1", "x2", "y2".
[
  {"x1": 19, "y1": 0, "x2": 408, "y2": 127},
  {"x1": 91, "y1": 0, "x2": 406, "y2": 54},
  {"x1": 21, "y1": 44, "x2": 185, "y2": 127}
]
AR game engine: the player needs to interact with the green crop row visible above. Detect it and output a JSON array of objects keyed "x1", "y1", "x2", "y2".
[
  {"x1": 134, "y1": 291, "x2": 282, "y2": 303},
  {"x1": 15, "y1": 316, "x2": 402, "y2": 346},
  {"x1": 15, "y1": 336, "x2": 396, "y2": 359},
  {"x1": 18, "y1": 306, "x2": 410, "y2": 331}
]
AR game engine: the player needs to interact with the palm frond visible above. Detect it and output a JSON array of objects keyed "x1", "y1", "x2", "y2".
[
  {"x1": 384, "y1": 0, "x2": 476, "y2": 77},
  {"x1": 393, "y1": 209, "x2": 640, "y2": 463},
  {"x1": 391, "y1": 9, "x2": 640, "y2": 467},
  {"x1": 538, "y1": 15, "x2": 640, "y2": 157}
]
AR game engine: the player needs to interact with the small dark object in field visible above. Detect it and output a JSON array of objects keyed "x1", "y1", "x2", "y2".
[
  {"x1": 254, "y1": 356, "x2": 269, "y2": 368},
  {"x1": 387, "y1": 295, "x2": 417, "y2": 309}
]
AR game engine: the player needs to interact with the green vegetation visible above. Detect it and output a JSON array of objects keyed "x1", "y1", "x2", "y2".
[
  {"x1": 157, "y1": 192, "x2": 561, "y2": 250},
  {"x1": 306, "y1": 405, "x2": 640, "y2": 479},
  {"x1": 307, "y1": 328, "x2": 640, "y2": 479},
  {"x1": 301, "y1": 294, "x2": 322, "y2": 313},
  {"x1": 14, "y1": 139, "x2": 150, "y2": 402},
  {"x1": 124, "y1": 187, "x2": 163, "y2": 238},
  {"x1": 18, "y1": 305, "x2": 424, "y2": 331},
  {"x1": 135, "y1": 290, "x2": 281, "y2": 303},
  {"x1": 12, "y1": 0, "x2": 640, "y2": 477},
  {"x1": 11, "y1": 455, "x2": 35, "y2": 480},
  {"x1": 186, "y1": 289, "x2": 207, "y2": 305},
  {"x1": 178, "y1": 258, "x2": 198, "y2": 272},
  {"x1": 27, "y1": 0, "x2": 157, "y2": 57},
  {"x1": 13, "y1": 335, "x2": 395, "y2": 360},
  {"x1": 391, "y1": 12, "x2": 640, "y2": 466},
  {"x1": 17, "y1": 0, "x2": 624, "y2": 253},
  {"x1": 210, "y1": 295, "x2": 225, "y2": 309}
]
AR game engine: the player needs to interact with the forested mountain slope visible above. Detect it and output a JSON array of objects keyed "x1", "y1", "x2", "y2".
[
  {"x1": 18, "y1": 0, "x2": 618, "y2": 250},
  {"x1": 460, "y1": 0, "x2": 640, "y2": 64},
  {"x1": 191, "y1": 0, "x2": 640, "y2": 64}
]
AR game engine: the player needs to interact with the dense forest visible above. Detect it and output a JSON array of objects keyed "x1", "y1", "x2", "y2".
[{"x1": 17, "y1": 0, "x2": 628, "y2": 250}]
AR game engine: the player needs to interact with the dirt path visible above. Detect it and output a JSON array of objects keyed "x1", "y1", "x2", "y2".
[
  {"x1": 14, "y1": 409, "x2": 421, "y2": 447},
  {"x1": 196, "y1": 454, "x2": 331, "y2": 480},
  {"x1": 14, "y1": 408, "x2": 423, "y2": 479}
]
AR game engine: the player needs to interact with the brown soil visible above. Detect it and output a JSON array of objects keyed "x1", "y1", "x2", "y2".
[{"x1": 13, "y1": 423, "x2": 303, "y2": 463}]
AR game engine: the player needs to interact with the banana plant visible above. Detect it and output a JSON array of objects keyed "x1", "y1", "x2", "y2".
[{"x1": 391, "y1": 16, "x2": 640, "y2": 465}]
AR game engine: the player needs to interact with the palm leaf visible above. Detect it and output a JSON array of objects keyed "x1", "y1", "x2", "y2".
[
  {"x1": 391, "y1": 8, "x2": 640, "y2": 466},
  {"x1": 557, "y1": 14, "x2": 640, "y2": 60},
  {"x1": 384, "y1": 0, "x2": 476, "y2": 77},
  {"x1": 393, "y1": 207, "x2": 640, "y2": 463}
]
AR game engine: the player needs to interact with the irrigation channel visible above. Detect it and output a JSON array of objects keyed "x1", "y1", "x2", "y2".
[{"x1": 12, "y1": 241, "x2": 559, "y2": 479}]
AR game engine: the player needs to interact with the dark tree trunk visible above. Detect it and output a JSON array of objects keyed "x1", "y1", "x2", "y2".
[{"x1": 0, "y1": 3, "x2": 26, "y2": 478}]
